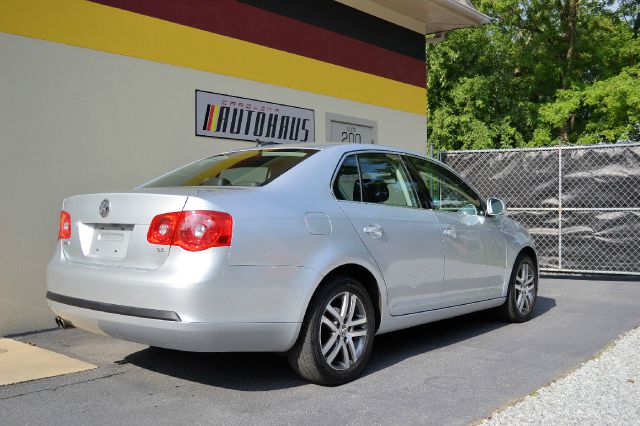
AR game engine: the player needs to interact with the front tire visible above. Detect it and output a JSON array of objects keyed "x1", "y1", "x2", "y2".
[
  {"x1": 499, "y1": 255, "x2": 538, "y2": 322},
  {"x1": 287, "y1": 276, "x2": 375, "y2": 385}
]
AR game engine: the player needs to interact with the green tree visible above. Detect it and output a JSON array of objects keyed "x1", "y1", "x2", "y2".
[
  {"x1": 427, "y1": 0, "x2": 640, "y2": 150},
  {"x1": 619, "y1": 0, "x2": 640, "y2": 38},
  {"x1": 535, "y1": 65, "x2": 640, "y2": 144}
]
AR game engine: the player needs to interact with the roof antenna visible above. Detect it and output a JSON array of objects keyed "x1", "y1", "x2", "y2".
[{"x1": 256, "y1": 139, "x2": 281, "y2": 147}]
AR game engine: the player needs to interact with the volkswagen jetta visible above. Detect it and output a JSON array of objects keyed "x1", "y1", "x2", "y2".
[{"x1": 47, "y1": 143, "x2": 538, "y2": 385}]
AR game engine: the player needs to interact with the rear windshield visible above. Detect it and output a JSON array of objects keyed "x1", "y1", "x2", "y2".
[{"x1": 141, "y1": 148, "x2": 318, "y2": 188}]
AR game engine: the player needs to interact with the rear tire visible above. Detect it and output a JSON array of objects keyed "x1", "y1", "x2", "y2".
[
  {"x1": 499, "y1": 255, "x2": 538, "y2": 322},
  {"x1": 287, "y1": 275, "x2": 375, "y2": 386}
]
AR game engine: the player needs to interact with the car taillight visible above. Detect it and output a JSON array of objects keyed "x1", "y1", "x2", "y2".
[
  {"x1": 147, "y1": 211, "x2": 182, "y2": 245},
  {"x1": 174, "y1": 211, "x2": 233, "y2": 251},
  {"x1": 147, "y1": 210, "x2": 232, "y2": 251},
  {"x1": 58, "y1": 210, "x2": 71, "y2": 239}
]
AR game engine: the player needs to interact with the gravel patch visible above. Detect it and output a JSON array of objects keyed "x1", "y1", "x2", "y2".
[{"x1": 483, "y1": 326, "x2": 640, "y2": 425}]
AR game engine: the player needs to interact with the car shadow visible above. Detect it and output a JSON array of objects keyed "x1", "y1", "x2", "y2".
[
  {"x1": 364, "y1": 296, "x2": 556, "y2": 378},
  {"x1": 122, "y1": 296, "x2": 556, "y2": 391},
  {"x1": 122, "y1": 347, "x2": 307, "y2": 391}
]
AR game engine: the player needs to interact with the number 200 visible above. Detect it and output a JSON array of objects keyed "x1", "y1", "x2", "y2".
[{"x1": 341, "y1": 127, "x2": 362, "y2": 143}]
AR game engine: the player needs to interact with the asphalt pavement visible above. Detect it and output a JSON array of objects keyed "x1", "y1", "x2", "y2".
[{"x1": 2, "y1": 277, "x2": 640, "y2": 425}]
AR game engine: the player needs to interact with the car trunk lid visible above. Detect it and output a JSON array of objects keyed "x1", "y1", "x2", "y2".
[{"x1": 61, "y1": 192, "x2": 190, "y2": 269}]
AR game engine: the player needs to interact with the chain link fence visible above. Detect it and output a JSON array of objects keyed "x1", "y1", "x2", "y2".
[{"x1": 439, "y1": 143, "x2": 640, "y2": 275}]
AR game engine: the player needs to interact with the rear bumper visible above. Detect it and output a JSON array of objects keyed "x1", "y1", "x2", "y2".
[
  {"x1": 46, "y1": 244, "x2": 321, "y2": 352},
  {"x1": 48, "y1": 299, "x2": 300, "y2": 352}
]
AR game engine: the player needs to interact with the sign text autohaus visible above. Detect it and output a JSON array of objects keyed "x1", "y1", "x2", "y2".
[{"x1": 196, "y1": 90, "x2": 314, "y2": 143}]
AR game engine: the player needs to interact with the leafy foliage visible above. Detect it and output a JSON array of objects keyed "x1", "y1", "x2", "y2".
[{"x1": 427, "y1": 0, "x2": 640, "y2": 150}]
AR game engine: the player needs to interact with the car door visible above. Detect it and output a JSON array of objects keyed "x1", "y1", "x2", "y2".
[
  {"x1": 405, "y1": 156, "x2": 507, "y2": 307},
  {"x1": 334, "y1": 152, "x2": 445, "y2": 315}
]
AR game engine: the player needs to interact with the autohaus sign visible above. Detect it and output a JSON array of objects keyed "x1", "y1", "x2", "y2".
[{"x1": 196, "y1": 90, "x2": 315, "y2": 143}]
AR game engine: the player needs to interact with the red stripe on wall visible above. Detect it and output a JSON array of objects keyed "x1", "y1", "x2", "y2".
[
  {"x1": 90, "y1": 0, "x2": 425, "y2": 87},
  {"x1": 206, "y1": 104, "x2": 215, "y2": 131}
]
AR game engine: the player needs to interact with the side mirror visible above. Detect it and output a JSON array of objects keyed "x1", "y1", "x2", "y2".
[{"x1": 486, "y1": 197, "x2": 506, "y2": 216}]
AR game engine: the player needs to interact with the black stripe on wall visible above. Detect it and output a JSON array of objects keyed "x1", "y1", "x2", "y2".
[{"x1": 237, "y1": 0, "x2": 425, "y2": 61}]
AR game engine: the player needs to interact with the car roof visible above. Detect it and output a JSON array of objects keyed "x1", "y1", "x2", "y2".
[
  {"x1": 203, "y1": 142, "x2": 466, "y2": 179},
  {"x1": 236, "y1": 142, "x2": 426, "y2": 158}
]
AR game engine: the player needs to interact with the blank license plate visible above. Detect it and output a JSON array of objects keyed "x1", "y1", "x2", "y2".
[{"x1": 90, "y1": 224, "x2": 133, "y2": 259}]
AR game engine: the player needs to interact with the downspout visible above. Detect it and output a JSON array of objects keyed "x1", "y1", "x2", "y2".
[{"x1": 426, "y1": 32, "x2": 445, "y2": 155}]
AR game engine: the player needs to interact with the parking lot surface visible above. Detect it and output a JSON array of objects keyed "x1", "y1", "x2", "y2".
[{"x1": 2, "y1": 278, "x2": 640, "y2": 425}]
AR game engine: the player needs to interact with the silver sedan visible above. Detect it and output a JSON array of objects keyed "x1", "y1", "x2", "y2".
[{"x1": 47, "y1": 143, "x2": 538, "y2": 385}]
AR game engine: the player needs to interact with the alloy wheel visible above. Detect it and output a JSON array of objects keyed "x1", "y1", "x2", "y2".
[
  {"x1": 514, "y1": 262, "x2": 536, "y2": 315},
  {"x1": 319, "y1": 291, "x2": 368, "y2": 370}
]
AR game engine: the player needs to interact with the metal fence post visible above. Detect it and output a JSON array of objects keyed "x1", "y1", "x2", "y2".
[{"x1": 558, "y1": 147, "x2": 563, "y2": 270}]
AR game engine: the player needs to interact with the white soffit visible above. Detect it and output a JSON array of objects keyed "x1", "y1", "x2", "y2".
[{"x1": 335, "y1": 0, "x2": 490, "y2": 34}]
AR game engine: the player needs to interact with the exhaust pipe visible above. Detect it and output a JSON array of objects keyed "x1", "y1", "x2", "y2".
[{"x1": 55, "y1": 316, "x2": 74, "y2": 329}]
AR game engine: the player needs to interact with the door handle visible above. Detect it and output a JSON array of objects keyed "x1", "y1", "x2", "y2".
[
  {"x1": 443, "y1": 226, "x2": 457, "y2": 239},
  {"x1": 363, "y1": 224, "x2": 384, "y2": 239}
]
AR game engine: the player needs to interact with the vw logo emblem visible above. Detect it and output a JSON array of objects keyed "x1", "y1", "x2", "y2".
[{"x1": 99, "y1": 199, "x2": 110, "y2": 218}]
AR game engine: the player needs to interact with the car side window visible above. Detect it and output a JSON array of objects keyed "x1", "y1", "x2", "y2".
[
  {"x1": 406, "y1": 156, "x2": 483, "y2": 215},
  {"x1": 357, "y1": 153, "x2": 420, "y2": 208},
  {"x1": 333, "y1": 155, "x2": 362, "y2": 202}
]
